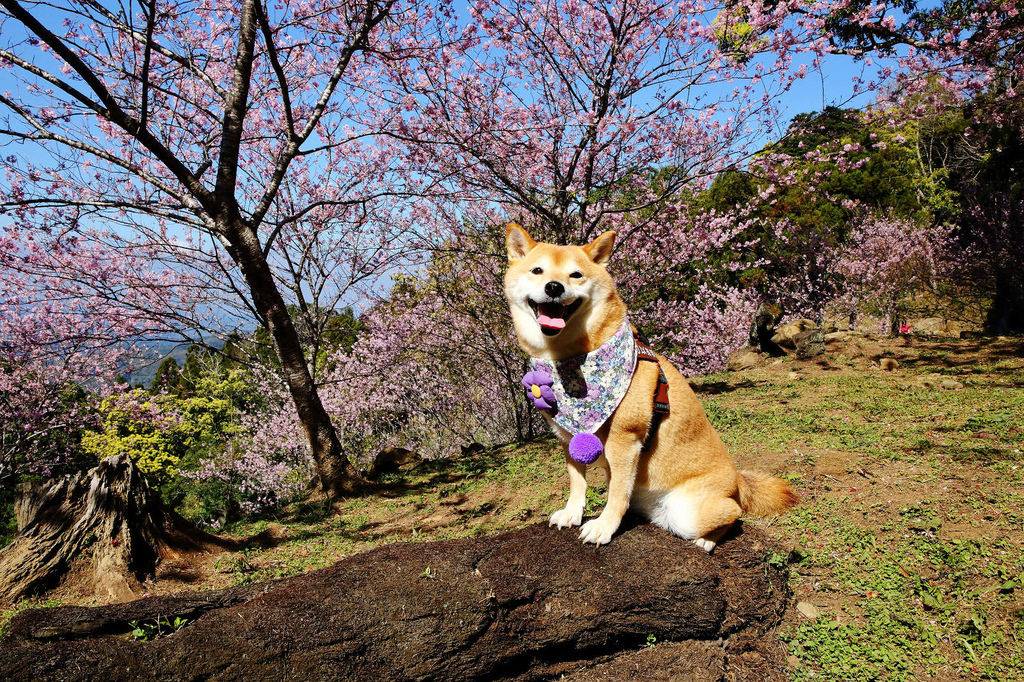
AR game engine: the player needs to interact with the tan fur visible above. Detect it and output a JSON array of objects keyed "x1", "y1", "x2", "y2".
[
  {"x1": 504, "y1": 223, "x2": 797, "y2": 551},
  {"x1": 737, "y1": 470, "x2": 800, "y2": 516}
]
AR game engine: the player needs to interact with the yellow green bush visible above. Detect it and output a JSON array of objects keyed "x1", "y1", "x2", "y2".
[{"x1": 81, "y1": 391, "x2": 180, "y2": 479}]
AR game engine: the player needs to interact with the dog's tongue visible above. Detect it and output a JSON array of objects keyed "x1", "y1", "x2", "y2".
[
  {"x1": 537, "y1": 314, "x2": 566, "y2": 330},
  {"x1": 537, "y1": 303, "x2": 566, "y2": 330}
]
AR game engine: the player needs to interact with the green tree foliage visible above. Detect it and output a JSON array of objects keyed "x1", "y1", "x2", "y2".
[
  {"x1": 695, "y1": 105, "x2": 958, "y2": 317},
  {"x1": 150, "y1": 356, "x2": 182, "y2": 393},
  {"x1": 82, "y1": 380, "x2": 244, "y2": 486},
  {"x1": 161, "y1": 336, "x2": 258, "y2": 404},
  {"x1": 765, "y1": 107, "x2": 925, "y2": 221},
  {"x1": 158, "y1": 376, "x2": 251, "y2": 522},
  {"x1": 81, "y1": 391, "x2": 181, "y2": 480}
]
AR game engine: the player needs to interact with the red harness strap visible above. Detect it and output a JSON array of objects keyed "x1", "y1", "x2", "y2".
[{"x1": 634, "y1": 331, "x2": 670, "y2": 415}]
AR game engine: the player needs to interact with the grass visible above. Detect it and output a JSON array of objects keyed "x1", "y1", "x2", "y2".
[
  {"x1": 698, "y1": 372, "x2": 1024, "y2": 465},
  {"x1": 2, "y1": 335, "x2": 1022, "y2": 680},
  {"x1": 216, "y1": 438, "x2": 570, "y2": 586},
  {"x1": 777, "y1": 495, "x2": 1024, "y2": 681}
]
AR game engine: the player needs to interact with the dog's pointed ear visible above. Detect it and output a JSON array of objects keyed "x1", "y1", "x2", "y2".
[
  {"x1": 583, "y1": 231, "x2": 616, "y2": 266},
  {"x1": 506, "y1": 223, "x2": 537, "y2": 262}
]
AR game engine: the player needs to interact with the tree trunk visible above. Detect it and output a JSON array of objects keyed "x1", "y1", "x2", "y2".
[
  {"x1": 0, "y1": 522, "x2": 790, "y2": 682},
  {"x1": 748, "y1": 300, "x2": 786, "y2": 357},
  {"x1": 0, "y1": 454, "x2": 235, "y2": 607},
  {"x1": 203, "y1": 0, "x2": 362, "y2": 500},
  {"x1": 223, "y1": 218, "x2": 364, "y2": 498},
  {"x1": 987, "y1": 267, "x2": 1024, "y2": 335}
]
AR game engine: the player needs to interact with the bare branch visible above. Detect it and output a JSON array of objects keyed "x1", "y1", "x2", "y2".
[
  {"x1": 0, "y1": 0, "x2": 214, "y2": 210},
  {"x1": 138, "y1": 0, "x2": 157, "y2": 131},
  {"x1": 248, "y1": 0, "x2": 398, "y2": 230}
]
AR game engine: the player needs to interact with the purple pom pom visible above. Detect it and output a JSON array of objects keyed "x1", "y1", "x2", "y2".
[{"x1": 569, "y1": 433, "x2": 603, "y2": 464}]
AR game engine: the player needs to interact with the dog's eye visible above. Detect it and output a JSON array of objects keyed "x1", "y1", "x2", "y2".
[
  {"x1": 569, "y1": 271, "x2": 583, "y2": 279},
  {"x1": 531, "y1": 267, "x2": 543, "y2": 275}
]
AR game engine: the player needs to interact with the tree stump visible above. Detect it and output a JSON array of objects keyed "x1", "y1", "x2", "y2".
[
  {"x1": 747, "y1": 300, "x2": 787, "y2": 357},
  {"x1": 0, "y1": 521, "x2": 791, "y2": 682},
  {"x1": 0, "y1": 453, "x2": 234, "y2": 607}
]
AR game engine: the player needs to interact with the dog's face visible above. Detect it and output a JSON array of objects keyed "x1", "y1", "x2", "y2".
[{"x1": 503, "y1": 223, "x2": 624, "y2": 358}]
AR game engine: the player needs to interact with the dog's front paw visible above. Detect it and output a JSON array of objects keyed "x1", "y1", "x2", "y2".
[
  {"x1": 578, "y1": 516, "x2": 620, "y2": 546},
  {"x1": 549, "y1": 507, "x2": 584, "y2": 529},
  {"x1": 692, "y1": 537, "x2": 717, "y2": 553}
]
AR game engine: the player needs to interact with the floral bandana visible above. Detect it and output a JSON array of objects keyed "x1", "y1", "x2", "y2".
[{"x1": 525, "y1": 319, "x2": 637, "y2": 437}]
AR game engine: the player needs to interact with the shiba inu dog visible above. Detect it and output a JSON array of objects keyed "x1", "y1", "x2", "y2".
[{"x1": 504, "y1": 223, "x2": 797, "y2": 551}]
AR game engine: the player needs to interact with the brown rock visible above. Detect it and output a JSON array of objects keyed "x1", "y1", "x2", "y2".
[
  {"x1": 771, "y1": 319, "x2": 817, "y2": 349},
  {"x1": 793, "y1": 328, "x2": 825, "y2": 360},
  {"x1": 796, "y1": 601, "x2": 821, "y2": 619},
  {"x1": 879, "y1": 358, "x2": 899, "y2": 372},
  {"x1": 726, "y1": 346, "x2": 763, "y2": 372},
  {"x1": 824, "y1": 330, "x2": 864, "y2": 342},
  {"x1": 912, "y1": 317, "x2": 948, "y2": 336},
  {"x1": 460, "y1": 442, "x2": 485, "y2": 457},
  {"x1": 366, "y1": 447, "x2": 422, "y2": 479},
  {"x1": 0, "y1": 523, "x2": 790, "y2": 682}
]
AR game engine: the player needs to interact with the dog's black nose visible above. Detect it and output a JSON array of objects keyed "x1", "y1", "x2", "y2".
[{"x1": 545, "y1": 281, "x2": 565, "y2": 298}]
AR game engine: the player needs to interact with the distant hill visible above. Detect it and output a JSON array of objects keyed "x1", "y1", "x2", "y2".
[{"x1": 122, "y1": 338, "x2": 222, "y2": 389}]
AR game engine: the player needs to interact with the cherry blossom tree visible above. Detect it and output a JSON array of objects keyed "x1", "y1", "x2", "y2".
[
  {"x1": 0, "y1": 0, "x2": 433, "y2": 497},
  {"x1": 380, "y1": 0, "x2": 834, "y2": 245},
  {"x1": 609, "y1": 204, "x2": 765, "y2": 374},
  {"x1": 828, "y1": 211, "x2": 952, "y2": 334},
  {"x1": 0, "y1": 229, "x2": 186, "y2": 482},
  {"x1": 317, "y1": 210, "x2": 536, "y2": 462},
  {"x1": 815, "y1": 0, "x2": 1023, "y2": 126}
]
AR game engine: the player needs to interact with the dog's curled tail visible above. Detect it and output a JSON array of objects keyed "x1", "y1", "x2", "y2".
[{"x1": 737, "y1": 470, "x2": 799, "y2": 516}]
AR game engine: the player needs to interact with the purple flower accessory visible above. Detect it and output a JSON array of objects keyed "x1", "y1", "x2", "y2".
[
  {"x1": 522, "y1": 370, "x2": 556, "y2": 410},
  {"x1": 569, "y1": 433, "x2": 603, "y2": 464}
]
